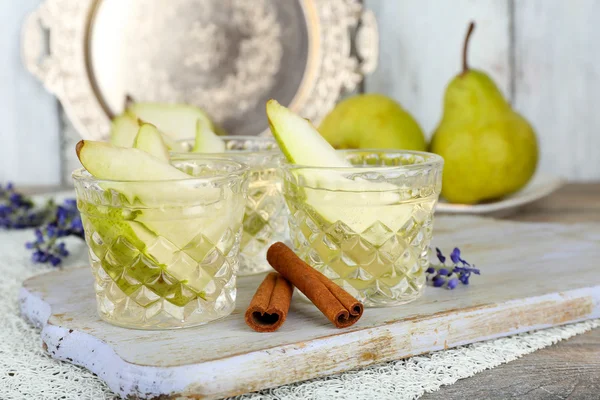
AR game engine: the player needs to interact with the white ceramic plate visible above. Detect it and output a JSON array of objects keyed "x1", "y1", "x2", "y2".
[{"x1": 435, "y1": 173, "x2": 566, "y2": 217}]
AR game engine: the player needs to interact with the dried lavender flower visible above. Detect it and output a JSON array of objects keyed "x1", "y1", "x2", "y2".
[
  {"x1": 25, "y1": 198, "x2": 83, "y2": 267},
  {"x1": 426, "y1": 247, "x2": 480, "y2": 289}
]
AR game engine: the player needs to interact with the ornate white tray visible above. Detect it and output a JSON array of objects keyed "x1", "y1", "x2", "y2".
[{"x1": 22, "y1": 0, "x2": 378, "y2": 140}]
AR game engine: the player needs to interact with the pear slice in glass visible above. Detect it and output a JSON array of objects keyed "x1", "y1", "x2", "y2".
[
  {"x1": 192, "y1": 119, "x2": 226, "y2": 153},
  {"x1": 109, "y1": 113, "x2": 139, "y2": 148},
  {"x1": 110, "y1": 112, "x2": 183, "y2": 151},
  {"x1": 75, "y1": 140, "x2": 221, "y2": 205},
  {"x1": 127, "y1": 102, "x2": 214, "y2": 141},
  {"x1": 133, "y1": 123, "x2": 170, "y2": 162},
  {"x1": 265, "y1": 99, "x2": 408, "y2": 234}
]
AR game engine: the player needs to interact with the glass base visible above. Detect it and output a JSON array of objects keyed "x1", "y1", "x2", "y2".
[
  {"x1": 97, "y1": 306, "x2": 234, "y2": 330},
  {"x1": 95, "y1": 276, "x2": 237, "y2": 330},
  {"x1": 362, "y1": 286, "x2": 425, "y2": 307},
  {"x1": 237, "y1": 243, "x2": 275, "y2": 276}
]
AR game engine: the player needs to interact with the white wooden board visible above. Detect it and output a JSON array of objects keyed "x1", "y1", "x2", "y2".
[{"x1": 19, "y1": 216, "x2": 600, "y2": 399}]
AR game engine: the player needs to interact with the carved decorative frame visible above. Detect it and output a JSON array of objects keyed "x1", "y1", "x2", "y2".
[{"x1": 22, "y1": 0, "x2": 378, "y2": 140}]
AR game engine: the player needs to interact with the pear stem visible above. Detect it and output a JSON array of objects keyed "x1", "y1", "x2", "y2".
[
  {"x1": 462, "y1": 22, "x2": 475, "y2": 74},
  {"x1": 124, "y1": 94, "x2": 136, "y2": 110}
]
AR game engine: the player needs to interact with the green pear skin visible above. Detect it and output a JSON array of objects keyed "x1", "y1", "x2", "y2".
[
  {"x1": 318, "y1": 94, "x2": 427, "y2": 151},
  {"x1": 430, "y1": 23, "x2": 538, "y2": 204}
]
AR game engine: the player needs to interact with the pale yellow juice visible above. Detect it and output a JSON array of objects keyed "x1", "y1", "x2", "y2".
[{"x1": 282, "y1": 150, "x2": 443, "y2": 307}]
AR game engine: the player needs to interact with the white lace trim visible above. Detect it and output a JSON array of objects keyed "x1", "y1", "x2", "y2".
[{"x1": 1, "y1": 222, "x2": 598, "y2": 399}]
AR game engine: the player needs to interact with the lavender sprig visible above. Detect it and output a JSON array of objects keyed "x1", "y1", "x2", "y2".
[
  {"x1": 0, "y1": 183, "x2": 54, "y2": 229},
  {"x1": 25, "y1": 199, "x2": 84, "y2": 267},
  {"x1": 2, "y1": 182, "x2": 85, "y2": 267},
  {"x1": 426, "y1": 247, "x2": 480, "y2": 289}
]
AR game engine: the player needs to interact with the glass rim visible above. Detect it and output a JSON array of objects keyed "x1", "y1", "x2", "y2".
[
  {"x1": 72, "y1": 156, "x2": 249, "y2": 184},
  {"x1": 174, "y1": 135, "x2": 280, "y2": 157},
  {"x1": 282, "y1": 149, "x2": 444, "y2": 172}
]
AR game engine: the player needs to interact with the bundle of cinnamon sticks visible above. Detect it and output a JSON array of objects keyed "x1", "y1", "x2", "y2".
[{"x1": 245, "y1": 242, "x2": 363, "y2": 332}]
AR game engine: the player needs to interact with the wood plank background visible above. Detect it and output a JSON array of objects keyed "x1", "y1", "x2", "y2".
[
  {"x1": 2, "y1": 0, "x2": 600, "y2": 185},
  {"x1": 0, "y1": 0, "x2": 61, "y2": 186}
]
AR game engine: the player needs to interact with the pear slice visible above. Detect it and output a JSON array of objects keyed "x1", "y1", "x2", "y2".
[
  {"x1": 127, "y1": 102, "x2": 214, "y2": 141},
  {"x1": 77, "y1": 140, "x2": 189, "y2": 181},
  {"x1": 109, "y1": 113, "x2": 140, "y2": 147},
  {"x1": 266, "y1": 99, "x2": 349, "y2": 167},
  {"x1": 192, "y1": 120, "x2": 226, "y2": 153},
  {"x1": 110, "y1": 112, "x2": 184, "y2": 152},
  {"x1": 133, "y1": 123, "x2": 170, "y2": 162},
  {"x1": 147, "y1": 123, "x2": 184, "y2": 152},
  {"x1": 265, "y1": 100, "x2": 409, "y2": 236},
  {"x1": 76, "y1": 140, "x2": 240, "y2": 271},
  {"x1": 76, "y1": 140, "x2": 221, "y2": 206}
]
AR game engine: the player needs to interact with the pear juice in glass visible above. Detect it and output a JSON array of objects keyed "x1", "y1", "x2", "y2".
[
  {"x1": 283, "y1": 150, "x2": 443, "y2": 307},
  {"x1": 179, "y1": 136, "x2": 288, "y2": 275},
  {"x1": 73, "y1": 157, "x2": 248, "y2": 329}
]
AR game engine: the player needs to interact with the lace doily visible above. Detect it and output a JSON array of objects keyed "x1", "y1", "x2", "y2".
[{"x1": 2, "y1": 197, "x2": 599, "y2": 400}]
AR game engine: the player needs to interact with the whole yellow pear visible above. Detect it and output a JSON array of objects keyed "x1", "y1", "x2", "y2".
[
  {"x1": 319, "y1": 94, "x2": 427, "y2": 151},
  {"x1": 430, "y1": 23, "x2": 538, "y2": 204}
]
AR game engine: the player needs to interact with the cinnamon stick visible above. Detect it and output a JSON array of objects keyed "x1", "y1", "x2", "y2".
[
  {"x1": 245, "y1": 272, "x2": 294, "y2": 332},
  {"x1": 266, "y1": 242, "x2": 363, "y2": 328}
]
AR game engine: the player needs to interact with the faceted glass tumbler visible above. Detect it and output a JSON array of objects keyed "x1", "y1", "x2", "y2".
[
  {"x1": 72, "y1": 158, "x2": 248, "y2": 329},
  {"x1": 179, "y1": 137, "x2": 288, "y2": 275},
  {"x1": 282, "y1": 150, "x2": 444, "y2": 307}
]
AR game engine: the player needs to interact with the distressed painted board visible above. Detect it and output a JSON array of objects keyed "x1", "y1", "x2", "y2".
[
  {"x1": 0, "y1": 0, "x2": 61, "y2": 185},
  {"x1": 19, "y1": 216, "x2": 600, "y2": 399},
  {"x1": 513, "y1": 0, "x2": 600, "y2": 180}
]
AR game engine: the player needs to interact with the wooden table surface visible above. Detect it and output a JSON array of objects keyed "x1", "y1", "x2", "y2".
[
  {"x1": 20, "y1": 183, "x2": 600, "y2": 399},
  {"x1": 424, "y1": 183, "x2": 600, "y2": 400}
]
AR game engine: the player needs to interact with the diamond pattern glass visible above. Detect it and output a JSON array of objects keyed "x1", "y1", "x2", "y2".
[
  {"x1": 239, "y1": 165, "x2": 288, "y2": 275},
  {"x1": 73, "y1": 158, "x2": 247, "y2": 329},
  {"x1": 283, "y1": 150, "x2": 443, "y2": 307},
  {"x1": 179, "y1": 136, "x2": 288, "y2": 275}
]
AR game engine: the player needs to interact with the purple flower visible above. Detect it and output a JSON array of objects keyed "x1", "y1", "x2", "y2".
[
  {"x1": 0, "y1": 184, "x2": 48, "y2": 229},
  {"x1": 432, "y1": 275, "x2": 446, "y2": 287},
  {"x1": 32, "y1": 250, "x2": 48, "y2": 263},
  {"x1": 453, "y1": 263, "x2": 480, "y2": 285},
  {"x1": 0, "y1": 204, "x2": 11, "y2": 215},
  {"x1": 21, "y1": 196, "x2": 84, "y2": 267},
  {"x1": 57, "y1": 207, "x2": 68, "y2": 225},
  {"x1": 450, "y1": 247, "x2": 469, "y2": 265},
  {"x1": 10, "y1": 193, "x2": 22, "y2": 205},
  {"x1": 70, "y1": 217, "x2": 83, "y2": 235},
  {"x1": 447, "y1": 277, "x2": 459, "y2": 289},
  {"x1": 428, "y1": 247, "x2": 481, "y2": 289},
  {"x1": 435, "y1": 247, "x2": 446, "y2": 264},
  {"x1": 56, "y1": 242, "x2": 69, "y2": 257},
  {"x1": 46, "y1": 225, "x2": 57, "y2": 237},
  {"x1": 453, "y1": 265, "x2": 480, "y2": 276},
  {"x1": 49, "y1": 255, "x2": 62, "y2": 267}
]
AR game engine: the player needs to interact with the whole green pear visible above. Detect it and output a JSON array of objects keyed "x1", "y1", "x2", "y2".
[
  {"x1": 319, "y1": 94, "x2": 427, "y2": 151},
  {"x1": 430, "y1": 22, "x2": 538, "y2": 204}
]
